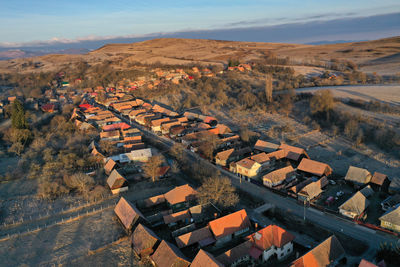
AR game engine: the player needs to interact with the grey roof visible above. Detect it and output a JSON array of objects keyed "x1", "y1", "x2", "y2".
[
  {"x1": 339, "y1": 191, "x2": 369, "y2": 215},
  {"x1": 128, "y1": 148, "x2": 152, "y2": 159},
  {"x1": 360, "y1": 185, "x2": 374, "y2": 198},
  {"x1": 345, "y1": 166, "x2": 372, "y2": 184},
  {"x1": 379, "y1": 205, "x2": 400, "y2": 225},
  {"x1": 389, "y1": 177, "x2": 400, "y2": 191}
]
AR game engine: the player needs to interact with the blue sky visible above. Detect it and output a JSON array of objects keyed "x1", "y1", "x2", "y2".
[{"x1": 1, "y1": 0, "x2": 400, "y2": 44}]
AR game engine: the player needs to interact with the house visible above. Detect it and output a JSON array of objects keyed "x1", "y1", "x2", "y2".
[
  {"x1": 292, "y1": 235, "x2": 345, "y2": 267},
  {"x1": 100, "y1": 130, "x2": 120, "y2": 142},
  {"x1": 208, "y1": 209, "x2": 251, "y2": 245},
  {"x1": 370, "y1": 172, "x2": 390, "y2": 192},
  {"x1": 379, "y1": 205, "x2": 400, "y2": 233},
  {"x1": 381, "y1": 194, "x2": 400, "y2": 211},
  {"x1": 215, "y1": 148, "x2": 250, "y2": 167},
  {"x1": 163, "y1": 209, "x2": 192, "y2": 227},
  {"x1": 297, "y1": 179, "x2": 324, "y2": 202},
  {"x1": 151, "y1": 117, "x2": 171, "y2": 132},
  {"x1": 389, "y1": 177, "x2": 400, "y2": 194},
  {"x1": 263, "y1": 166, "x2": 296, "y2": 188},
  {"x1": 164, "y1": 184, "x2": 197, "y2": 211},
  {"x1": 216, "y1": 240, "x2": 256, "y2": 267},
  {"x1": 254, "y1": 139, "x2": 280, "y2": 153},
  {"x1": 143, "y1": 194, "x2": 166, "y2": 208},
  {"x1": 339, "y1": 191, "x2": 369, "y2": 219},
  {"x1": 278, "y1": 144, "x2": 309, "y2": 161},
  {"x1": 191, "y1": 249, "x2": 224, "y2": 267},
  {"x1": 107, "y1": 169, "x2": 128, "y2": 194},
  {"x1": 127, "y1": 148, "x2": 152, "y2": 162},
  {"x1": 345, "y1": 166, "x2": 372, "y2": 187},
  {"x1": 150, "y1": 240, "x2": 191, "y2": 267},
  {"x1": 175, "y1": 226, "x2": 215, "y2": 248},
  {"x1": 131, "y1": 223, "x2": 160, "y2": 257},
  {"x1": 289, "y1": 178, "x2": 313, "y2": 194},
  {"x1": 114, "y1": 197, "x2": 145, "y2": 230},
  {"x1": 104, "y1": 158, "x2": 117, "y2": 175},
  {"x1": 234, "y1": 158, "x2": 262, "y2": 180},
  {"x1": 296, "y1": 158, "x2": 332, "y2": 177},
  {"x1": 247, "y1": 225, "x2": 295, "y2": 262},
  {"x1": 249, "y1": 153, "x2": 271, "y2": 170}
]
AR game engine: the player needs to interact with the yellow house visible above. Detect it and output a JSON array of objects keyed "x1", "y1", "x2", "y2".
[
  {"x1": 235, "y1": 158, "x2": 262, "y2": 179},
  {"x1": 379, "y1": 205, "x2": 400, "y2": 233}
]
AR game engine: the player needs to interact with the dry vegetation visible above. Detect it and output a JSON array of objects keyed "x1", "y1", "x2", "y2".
[{"x1": 1, "y1": 36, "x2": 400, "y2": 75}]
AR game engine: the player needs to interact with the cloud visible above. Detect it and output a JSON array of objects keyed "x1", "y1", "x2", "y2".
[{"x1": 0, "y1": 12, "x2": 399, "y2": 51}]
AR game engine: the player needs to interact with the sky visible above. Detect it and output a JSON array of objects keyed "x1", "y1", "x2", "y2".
[{"x1": 1, "y1": 0, "x2": 400, "y2": 46}]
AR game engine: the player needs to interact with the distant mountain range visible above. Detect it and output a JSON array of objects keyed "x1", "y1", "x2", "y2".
[
  {"x1": 0, "y1": 48, "x2": 90, "y2": 60},
  {"x1": 0, "y1": 12, "x2": 399, "y2": 60}
]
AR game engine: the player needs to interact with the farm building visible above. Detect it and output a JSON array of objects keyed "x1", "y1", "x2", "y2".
[
  {"x1": 114, "y1": 197, "x2": 146, "y2": 231},
  {"x1": 107, "y1": 169, "x2": 128, "y2": 194}
]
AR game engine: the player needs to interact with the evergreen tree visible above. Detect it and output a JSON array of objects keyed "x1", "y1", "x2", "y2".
[{"x1": 11, "y1": 99, "x2": 28, "y2": 129}]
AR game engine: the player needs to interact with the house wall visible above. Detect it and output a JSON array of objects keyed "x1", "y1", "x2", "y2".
[
  {"x1": 263, "y1": 179, "x2": 284, "y2": 188},
  {"x1": 339, "y1": 209, "x2": 357, "y2": 219},
  {"x1": 381, "y1": 220, "x2": 400, "y2": 233},
  {"x1": 231, "y1": 255, "x2": 253, "y2": 267},
  {"x1": 236, "y1": 164, "x2": 261, "y2": 178},
  {"x1": 276, "y1": 242, "x2": 293, "y2": 260},
  {"x1": 262, "y1": 242, "x2": 293, "y2": 262},
  {"x1": 111, "y1": 186, "x2": 128, "y2": 195}
]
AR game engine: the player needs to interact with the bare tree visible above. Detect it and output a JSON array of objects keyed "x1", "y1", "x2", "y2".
[
  {"x1": 143, "y1": 155, "x2": 164, "y2": 182},
  {"x1": 64, "y1": 173, "x2": 95, "y2": 198},
  {"x1": 197, "y1": 176, "x2": 239, "y2": 209},
  {"x1": 265, "y1": 74, "x2": 273, "y2": 103},
  {"x1": 310, "y1": 90, "x2": 335, "y2": 121}
]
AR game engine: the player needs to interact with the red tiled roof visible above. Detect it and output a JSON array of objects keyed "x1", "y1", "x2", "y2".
[
  {"x1": 143, "y1": 194, "x2": 166, "y2": 207},
  {"x1": 114, "y1": 197, "x2": 145, "y2": 229},
  {"x1": 151, "y1": 240, "x2": 191, "y2": 267},
  {"x1": 175, "y1": 226, "x2": 214, "y2": 248},
  {"x1": 358, "y1": 259, "x2": 378, "y2": 267},
  {"x1": 191, "y1": 249, "x2": 224, "y2": 267},
  {"x1": 215, "y1": 149, "x2": 234, "y2": 161},
  {"x1": 208, "y1": 209, "x2": 251, "y2": 240},
  {"x1": 163, "y1": 209, "x2": 191, "y2": 224},
  {"x1": 292, "y1": 235, "x2": 345, "y2": 267},
  {"x1": 104, "y1": 159, "x2": 116, "y2": 174},
  {"x1": 263, "y1": 166, "x2": 295, "y2": 184},
  {"x1": 279, "y1": 144, "x2": 309, "y2": 161},
  {"x1": 297, "y1": 158, "x2": 332, "y2": 177},
  {"x1": 250, "y1": 152, "x2": 270, "y2": 164},
  {"x1": 236, "y1": 158, "x2": 257, "y2": 170},
  {"x1": 131, "y1": 223, "x2": 160, "y2": 256},
  {"x1": 164, "y1": 184, "x2": 197, "y2": 205},
  {"x1": 247, "y1": 225, "x2": 295, "y2": 250},
  {"x1": 371, "y1": 172, "x2": 388, "y2": 186}
]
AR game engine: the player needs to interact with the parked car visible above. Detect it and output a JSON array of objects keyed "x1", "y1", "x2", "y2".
[
  {"x1": 329, "y1": 180, "x2": 336, "y2": 185},
  {"x1": 325, "y1": 196, "x2": 335, "y2": 205},
  {"x1": 336, "y1": 191, "x2": 344, "y2": 197}
]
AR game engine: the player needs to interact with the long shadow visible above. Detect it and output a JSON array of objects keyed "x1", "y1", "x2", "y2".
[{"x1": 335, "y1": 88, "x2": 399, "y2": 106}]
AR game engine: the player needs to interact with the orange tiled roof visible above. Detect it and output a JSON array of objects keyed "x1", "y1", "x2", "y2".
[
  {"x1": 297, "y1": 158, "x2": 332, "y2": 177},
  {"x1": 208, "y1": 209, "x2": 251, "y2": 240},
  {"x1": 164, "y1": 184, "x2": 197, "y2": 205},
  {"x1": 248, "y1": 225, "x2": 294, "y2": 250}
]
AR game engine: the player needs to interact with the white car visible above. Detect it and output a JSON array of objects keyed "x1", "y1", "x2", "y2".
[
  {"x1": 336, "y1": 191, "x2": 344, "y2": 197},
  {"x1": 329, "y1": 180, "x2": 336, "y2": 185}
]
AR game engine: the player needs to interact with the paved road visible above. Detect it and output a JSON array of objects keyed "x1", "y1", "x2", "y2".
[{"x1": 91, "y1": 98, "x2": 399, "y2": 250}]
